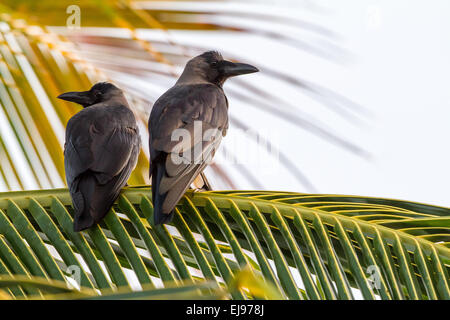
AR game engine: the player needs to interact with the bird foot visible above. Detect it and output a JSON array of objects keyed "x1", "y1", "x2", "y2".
[{"x1": 187, "y1": 187, "x2": 205, "y2": 194}]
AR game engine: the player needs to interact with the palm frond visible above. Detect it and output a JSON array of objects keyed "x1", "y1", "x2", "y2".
[{"x1": 0, "y1": 187, "x2": 448, "y2": 300}]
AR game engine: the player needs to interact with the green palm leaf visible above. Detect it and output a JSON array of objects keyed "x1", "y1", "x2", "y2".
[{"x1": 0, "y1": 187, "x2": 448, "y2": 300}]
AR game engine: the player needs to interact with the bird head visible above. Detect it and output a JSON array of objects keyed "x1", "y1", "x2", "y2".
[
  {"x1": 177, "y1": 51, "x2": 259, "y2": 87},
  {"x1": 57, "y1": 82, "x2": 124, "y2": 107}
]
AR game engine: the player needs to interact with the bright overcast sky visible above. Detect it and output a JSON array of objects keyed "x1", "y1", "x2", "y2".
[{"x1": 176, "y1": 0, "x2": 450, "y2": 207}]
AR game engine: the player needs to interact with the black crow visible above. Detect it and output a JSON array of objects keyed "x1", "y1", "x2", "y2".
[
  {"x1": 149, "y1": 51, "x2": 258, "y2": 225},
  {"x1": 58, "y1": 82, "x2": 141, "y2": 231}
]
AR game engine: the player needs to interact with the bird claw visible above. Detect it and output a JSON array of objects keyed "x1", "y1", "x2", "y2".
[{"x1": 187, "y1": 187, "x2": 205, "y2": 195}]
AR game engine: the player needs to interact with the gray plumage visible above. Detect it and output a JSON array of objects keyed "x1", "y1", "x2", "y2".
[
  {"x1": 58, "y1": 82, "x2": 141, "y2": 231},
  {"x1": 148, "y1": 51, "x2": 258, "y2": 225}
]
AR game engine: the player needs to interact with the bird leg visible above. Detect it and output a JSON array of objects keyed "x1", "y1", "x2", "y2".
[{"x1": 191, "y1": 172, "x2": 212, "y2": 192}]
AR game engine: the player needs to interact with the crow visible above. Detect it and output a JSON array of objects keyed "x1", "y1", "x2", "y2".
[
  {"x1": 148, "y1": 51, "x2": 259, "y2": 225},
  {"x1": 58, "y1": 82, "x2": 141, "y2": 231}
]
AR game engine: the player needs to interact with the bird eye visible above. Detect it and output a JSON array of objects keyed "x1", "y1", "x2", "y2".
[{"x1": 211, "y1": 61, "x2": 218, "y2": 67}]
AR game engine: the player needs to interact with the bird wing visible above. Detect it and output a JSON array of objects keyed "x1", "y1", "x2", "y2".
[
  {"x1": 65, "y1": 105, "x2": 140, "y2": 185},
  {"x1": 65, "y1": 105, "x2": 141, "y2": 230},
  {"x1": 149, "y1": 84, "x2": 228, "y2": 222}
]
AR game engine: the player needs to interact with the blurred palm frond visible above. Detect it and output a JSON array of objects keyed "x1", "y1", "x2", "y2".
[{"x1": 0, "y1": 0, "x2": 370, "y2": 192}]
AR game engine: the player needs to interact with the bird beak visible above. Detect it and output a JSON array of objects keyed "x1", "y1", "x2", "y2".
[
  {"x1": 57, "y1": 90, "x2": 93, "y2": 107},
  {"x1": 221, "y1": 61, "x2": 259, "y2": 77}
]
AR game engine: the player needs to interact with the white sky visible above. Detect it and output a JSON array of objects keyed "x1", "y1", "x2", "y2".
[{"x1": 175, "y1": 0, "x2": 450, "y2": 207}]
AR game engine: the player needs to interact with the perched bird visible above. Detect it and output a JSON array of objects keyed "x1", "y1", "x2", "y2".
[
  {"x1": 148, "y1": 51, "x2": 259, "y2": 225},
  {"x1": 58, "y1": 82, "x2": 141, "y2": 231}
]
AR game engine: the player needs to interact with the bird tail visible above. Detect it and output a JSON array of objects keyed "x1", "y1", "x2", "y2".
[
  {"x1": 71, "y1": 171, "x2": 123, "y2": 232},
  {"x1": 152, "y1": 161, "x2": 175, "y2": 225},
  {"x1": 72, "y1": 173, "x2": 97, "y2": 231}
]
